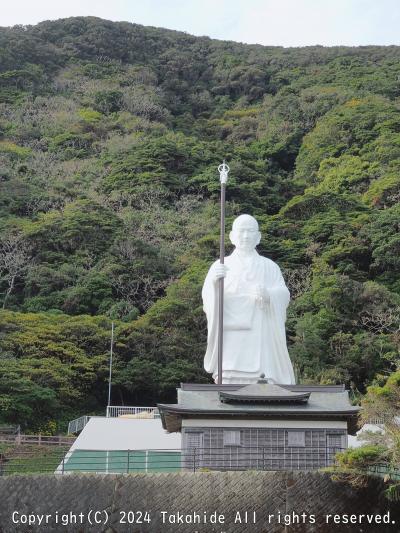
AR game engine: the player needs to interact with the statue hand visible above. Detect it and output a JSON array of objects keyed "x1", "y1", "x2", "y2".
[
  {"x1": 255, "y1": 285, "x2": 270, "y2": 309},
  {"x1": 212, "y1": 263, "x2": 228, "y2": 282}
]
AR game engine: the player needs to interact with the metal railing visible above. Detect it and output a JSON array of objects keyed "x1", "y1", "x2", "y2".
[
  {"x1": 365, "y1": 417, "x2": 400, "y2": 426},
  {"x1": 367, "y1": 463, "x2": 400, "y2": 481},
  {"x1": 68, "y1": 415, "x2": 92, "y2": 435},
  {"x1": 67, "y1": 407, "x2": 160, "y2": 435},
  {"x1": 0, "y1": 425, "x2": 20, "y2": 435},
  {"x1": 366, "y1": 418, "x2": 385, "y2": 426},
  {"x1": 106, "y1": 406, "x2": 160, "y2": 419},
  {"x1": 181, "y1": 446, "x2": 345, "y2": 472},
  {"x1": 0, "y1": 446, "x2": 346, "y2": 476}
]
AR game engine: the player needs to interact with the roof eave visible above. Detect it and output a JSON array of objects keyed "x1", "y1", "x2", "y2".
[{"x1": 157, "y1": 403, "x2": 360, "y2": 434}]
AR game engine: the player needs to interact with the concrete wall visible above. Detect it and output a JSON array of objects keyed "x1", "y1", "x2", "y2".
[{"x1": 0, "y1": 471, "x2": 398, "y2": 533}]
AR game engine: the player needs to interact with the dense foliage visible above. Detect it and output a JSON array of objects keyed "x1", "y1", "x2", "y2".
[
  {"x1": 335, "y1": 372, "x2": 400, "y2": 500},
  {"x1": 0, "y1": 17, "x2": 399, "y2": 430}
]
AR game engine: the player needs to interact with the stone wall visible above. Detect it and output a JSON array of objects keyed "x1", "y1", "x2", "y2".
[{"x1": 0, "y1": 471, "x2": 398, "y2": 533}]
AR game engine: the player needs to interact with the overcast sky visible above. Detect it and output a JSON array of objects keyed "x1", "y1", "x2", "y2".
[{"x1": 1, "y1": 0, "x2": 400, "y2": 47}]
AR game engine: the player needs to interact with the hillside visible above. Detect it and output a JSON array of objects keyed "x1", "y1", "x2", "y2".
[{"x1": 0, "y1": 17, "x2": 399, "y2": 431}]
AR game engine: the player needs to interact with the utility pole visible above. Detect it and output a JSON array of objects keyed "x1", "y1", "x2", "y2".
[{"x1": 107, "y1": 321, "x2": 114, "y2": 412}]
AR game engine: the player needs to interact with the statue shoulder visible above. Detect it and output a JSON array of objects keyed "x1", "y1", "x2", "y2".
[
  {"x1": 259, "y1": 254, "x2": 280, "y2": 269},
  {"x1": 259, "y1": 254, "x2": 284, "y2": 278}
]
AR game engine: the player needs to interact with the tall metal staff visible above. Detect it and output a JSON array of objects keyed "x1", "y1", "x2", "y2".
[{"x1": 217, "y1": 161, "x2": 230, "y2": 385}]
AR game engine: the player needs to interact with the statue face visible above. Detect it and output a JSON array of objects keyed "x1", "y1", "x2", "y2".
[{"x1": 230, "y1": 217, "x2": 261, "y2": 251}]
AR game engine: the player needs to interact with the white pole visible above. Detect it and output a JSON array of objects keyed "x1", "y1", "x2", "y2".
[{"x1": 107, "y1": 321, "x2": 114, "y2": 410}]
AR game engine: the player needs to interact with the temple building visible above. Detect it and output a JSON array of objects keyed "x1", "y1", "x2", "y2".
[{"x1": 158, "y1": 377, "x2": 359, "y2": 471}]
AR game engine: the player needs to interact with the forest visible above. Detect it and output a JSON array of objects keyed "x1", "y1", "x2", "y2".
[{"x1": 0, "y1": 17, "x2": 399, "y2": 432}]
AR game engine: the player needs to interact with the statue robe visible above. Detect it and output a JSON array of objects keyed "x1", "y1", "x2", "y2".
[{"x1": 202, "y1": 249, "x2": 295, "y2": 384}]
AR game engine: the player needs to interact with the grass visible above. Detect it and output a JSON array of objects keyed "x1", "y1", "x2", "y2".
[{"x1": 1, "y1": 445, "x2": 69, "y2": 475}]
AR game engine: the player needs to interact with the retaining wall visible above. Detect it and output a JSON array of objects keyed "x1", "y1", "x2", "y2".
[{"x1": 0, "y1": 471, "x2": 398, "y2": 532}]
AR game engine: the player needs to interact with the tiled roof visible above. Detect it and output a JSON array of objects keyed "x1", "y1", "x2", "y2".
[
  {"x1": 158, "y1": 383, "x2": 359, "y2": 434},
  {"x1": 219, "y1": 383, "x2": 310, "y2": 403}
]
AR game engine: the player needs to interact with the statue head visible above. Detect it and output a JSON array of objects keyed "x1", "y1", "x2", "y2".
[{"x1": 229, "y1": 214, "x2": 261, "y2": 252}]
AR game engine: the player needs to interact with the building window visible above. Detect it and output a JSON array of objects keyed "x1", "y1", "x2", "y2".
[
  {"x1": 223, "y1": 430, "x2": 241, "y2": 446},
  {"x1": 287, "y1": 431, "x2": 305, "y2": 447},
  {"x1": 185, "y1": 432, "x2": 203, "y2": 449},
  {"x1": 327, "y1": 434, "x2": 343, "y2": 448},
  {"x1": 184, "y1": 432, "x2": 204, "y2": 470}
]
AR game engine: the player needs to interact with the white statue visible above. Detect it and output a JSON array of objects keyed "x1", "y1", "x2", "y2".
[{"x1": 202, "y1": 214, "x2": 295, "y2": 384}]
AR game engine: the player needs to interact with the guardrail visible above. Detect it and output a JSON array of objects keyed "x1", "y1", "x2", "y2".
[
  {"x1": 106, "y1": 406, "x2": 160, "y2": 418},
  {"x1": 67, "y1": 407, "x2": 161, "y2": 435},
  {"x1": 0, "y1": 425, "x2": 20, "y2": 435},
  {"x1": 68, "y1": 415, "x2": 92, "y2": 435},
  {"x1": 366, "y1": 418, "x2": 385, "y2": 425},
  {"x1": 367, "y1": 463, "x2": 400, "y2": 481},
  {"x1": 364, "y1": 417, "x2": 400, "y2": 426}
]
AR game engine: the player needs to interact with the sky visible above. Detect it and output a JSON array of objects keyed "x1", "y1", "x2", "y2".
[{"x1": 1, "y1": 0, "x2": 400, "y2": 47}]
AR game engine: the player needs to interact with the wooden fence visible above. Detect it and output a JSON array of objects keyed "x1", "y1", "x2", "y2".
[{"x1": 0, "y1": 434, "x2": 75, "y2": 446}]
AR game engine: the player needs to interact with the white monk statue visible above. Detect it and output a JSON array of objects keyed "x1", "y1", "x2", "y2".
[{"x1": 202, "y1": 214, "x2": 295, "y2": 384}]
